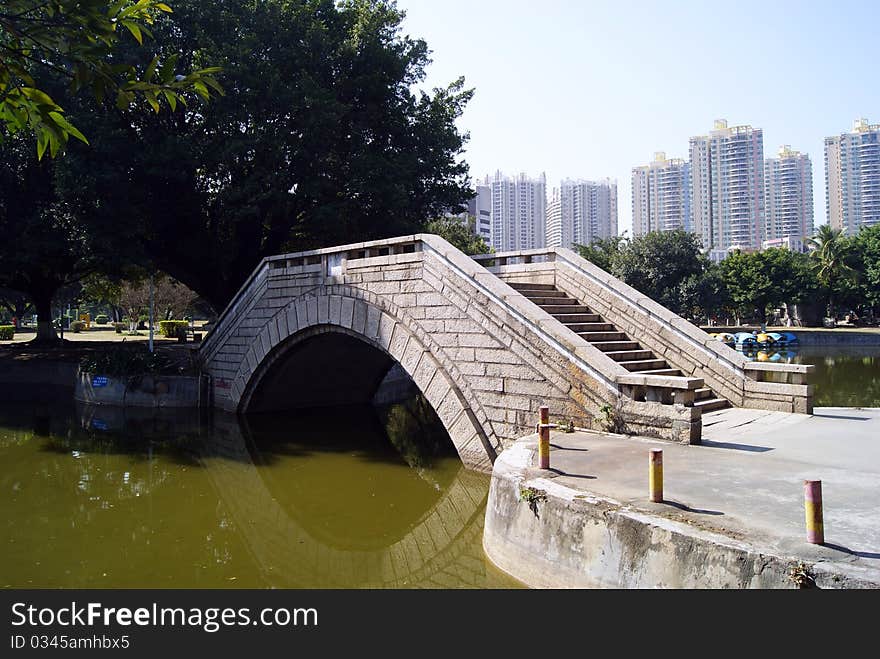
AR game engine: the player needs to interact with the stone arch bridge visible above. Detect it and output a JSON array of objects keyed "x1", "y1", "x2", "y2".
[{"x1": 200, "y1": 235, "x2": 812, "y2": 472}]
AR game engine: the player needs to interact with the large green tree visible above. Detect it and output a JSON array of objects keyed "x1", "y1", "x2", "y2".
[
  {"x1": 806, "y1": 224, "x2": 858, "y2": 318},
  {"x1": 849, "y1": 224, "x2": 880, "y2": 316},
  {"x1": 0, "y1": 133, "x2": 95, "y2": 340},
  {"x1": 59, "y1": 0, "x2": 473, "y2": 312},
  {"x1": 721, "y1": 248, "x2": 817, "y2": 323},
  {"x1": 611, "y1": 230, "x2": 707, "y2": 317}
]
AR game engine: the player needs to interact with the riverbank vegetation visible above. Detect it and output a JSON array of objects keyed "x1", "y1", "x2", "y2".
[{"x1": 575, "y1": 226, "x2": 880, "y2": 327}]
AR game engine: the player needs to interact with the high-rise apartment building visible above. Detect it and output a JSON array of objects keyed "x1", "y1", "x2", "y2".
[
  {"x1": 545, "y1": 179, "x2": 617, "y2": 249},
  {"x1": 689, "y1": 119, "x2": 765, "y2": 256},
  {"x1": 631, "y1": 152, "x2": 691, "y2": 237},
  {"x1": 468, "y1": 184, "x2": 492, "y2": 242},
  {"x1": 480, "y1": 172, "x2": 547, "y2": 252},
  {"x1": 763, "y1": 145, "x2": 813, "y2": 246},
  {"x1": 546, "y1": 192, "x2": 563, "y2": 248},
  {"x1": 824, "y1": 118, "x2": 880, "y2": 235}
]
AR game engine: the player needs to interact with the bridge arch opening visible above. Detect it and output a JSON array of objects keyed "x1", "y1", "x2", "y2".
[
  {"x1": 243, "y1": 329, "x2": 399, "y2": 413},
  {"x1": 239, "y1": 326, "x2": 459, "y2": 468}
]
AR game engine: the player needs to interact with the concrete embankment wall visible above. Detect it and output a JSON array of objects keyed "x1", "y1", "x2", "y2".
[
  {"x1": 0, "y1": 358, "x2": 78, "y2": 401},
  {"x1": 483, "y1": 441, "x2": 877, "y2": 589},
  {"x1": 75, "y1": 371, "x2": 209, "y2": 408},
  {"x1": 790, "y1": 331, "x2": 880, "y2": 346}
]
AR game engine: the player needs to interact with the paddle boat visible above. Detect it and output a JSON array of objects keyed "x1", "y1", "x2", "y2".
[
  {"x1": 709, "y1": 332, "x2": 735, "y2": 346},
  {"x1": 755, "y1": 332, "x2": 777, "y2": 346},
  {"x1": 734, "y1": 331, "x2": 758, "y2": 348},
  {"x1": 765, "y1": 331, "x2": 799, "y2": 346}
]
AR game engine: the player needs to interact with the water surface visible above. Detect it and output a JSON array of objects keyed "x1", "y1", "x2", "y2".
[{"x1": 0, "y1": 400, "x2": 519, "y2": 589}]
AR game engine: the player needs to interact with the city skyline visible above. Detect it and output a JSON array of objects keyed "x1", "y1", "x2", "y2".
[{"x1": 396, "y1": 0, "x2": 880, "y2": 238}]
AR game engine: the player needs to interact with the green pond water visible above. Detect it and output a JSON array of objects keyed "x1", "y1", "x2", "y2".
[
  {"x1": 0, "y1": 400, "x2": 521, "y2": 589},
  {"x1": 1, "y1": 346, "x2": 876, "y2": 589},
  {"x1": 737, "y1": 345, "x2": 880, "y2": 407}
]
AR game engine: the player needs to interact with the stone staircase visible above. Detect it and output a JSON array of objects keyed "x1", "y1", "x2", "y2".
[{"x1": 508, "y1": 282, "x2": 730, "y2": 413}]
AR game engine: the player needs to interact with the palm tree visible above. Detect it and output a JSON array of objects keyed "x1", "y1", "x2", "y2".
[{"x1": 805, "y1": 224, "x2": 855, "y2": 319}]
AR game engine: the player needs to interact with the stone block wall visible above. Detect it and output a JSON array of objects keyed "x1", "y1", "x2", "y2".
[{"x1": 201, "y1": 236, "x2": 704, "y2": 471}]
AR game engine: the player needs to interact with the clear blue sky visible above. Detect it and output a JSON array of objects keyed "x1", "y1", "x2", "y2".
[{"x1": 396, "y1": 0, "x2": 879, "y2": 236}]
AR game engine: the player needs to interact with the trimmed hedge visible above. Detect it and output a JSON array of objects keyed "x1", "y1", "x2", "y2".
[
  {"x1": 114, "y1": 322, "x2": 126, "y2": 334},
  {"x1": 158, "y1": 320, "x2": 189, "y2": 338},
  {"x1": 70, "y1": 320, "x2": 86, "y2": 333},
  {"x1": 0, "y1": 325, "x2": 14, "y2": 340},
  {"x1": 94, "y1": 314, "x2": 109, "y2": 324}
]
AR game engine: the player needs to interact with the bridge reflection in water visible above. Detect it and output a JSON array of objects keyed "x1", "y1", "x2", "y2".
[{"x1": 0, "y1": 397, "x2": 520, "y2": 588}]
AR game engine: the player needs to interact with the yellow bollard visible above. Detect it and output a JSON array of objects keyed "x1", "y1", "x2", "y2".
[
  {"x1": 649, "y1": 449, "x2": 663, "y2": 502},
  {"x1": 538, "y1": 406, "x2": 550, "y2": 469},
  {"x1": 804, "y1": 480, "x2": 824, "y2": 544}
]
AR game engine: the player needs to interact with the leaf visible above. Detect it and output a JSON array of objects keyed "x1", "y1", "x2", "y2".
[
  {"x1": 162, "y1": 89, "x2": 178, "y2": 111},
  {"x1": 145, "y1": 93, "x2": 161, "y2": 113},
  {"x1": 193, "y1": 81, "x2": 210, "y2": 101},
  {"x1": 36, "y1": 131, "x2": 49, "y2": 161},
  {"x1": 116, "y1": 89, "x2": 133, "y2": 110},
  {"x1": 48, "y1": 112, "x2": 89, "y2": 145},
  {"x1": 145, "y1": 55, "x2": 159, "y2": 81},
  {"x1": 122, "y1": 21, "x2": 144, "y2": 45},
  {"x1": 159, "y1": 54, "x2": 179, "y2": 83},
  {"x1": 20, "y1": 87, "x2": 59, "y2": 109}
]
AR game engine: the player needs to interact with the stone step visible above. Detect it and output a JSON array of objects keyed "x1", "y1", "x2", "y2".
[
  {"x1": 525, "y1": 296, "x2": 580, "y2": 306},
  {"x1": 590, "y1": 341, "x2": 641, "y2": 352},
  {"x1": 551, "y1": 313, "x2": 603, "y2": 323},
  {"x1": 541, "y1": 305, "x2": 593, "y2": 315},
  {"x1": 619, "y1": 359, "x2": 669, "y2": 372},
  {"x1": 695, "y1": 397, "x2": 730, "y2": 412},
  {"x1": 695, "y1": 387, "x2": 715, "y2": 401},
  {"x1": 565, "y1": 322, "x2": 617, "y2": 333},
  {"x1": 512, "y1": 288, "x2": 568, "y2": 298},
  {"x1": 507, "y1": 282, "x2": 556, "y2": 291},
  {"x1": 604, "y1": 349, "x2": 655, "y2": 362},
  {"x1": 578, "y1": 331, "x2": 630, "y2": 342},
  {"x1": 636, "y1": 368, "x2": 683, "y2": 376}
]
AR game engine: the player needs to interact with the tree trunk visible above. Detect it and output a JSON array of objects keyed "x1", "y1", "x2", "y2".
[{"x1": 33, "y1": 292, "x2": 58, "y2": 343}]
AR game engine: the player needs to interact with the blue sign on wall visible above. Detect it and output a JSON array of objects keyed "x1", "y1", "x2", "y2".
[{"x1": 92, "y1": 375, "x2": 109, "y2": 388}]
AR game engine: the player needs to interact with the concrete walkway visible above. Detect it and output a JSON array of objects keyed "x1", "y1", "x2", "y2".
[{"x1": 494, "y1": 407, "x2": 880, "y2": 587}]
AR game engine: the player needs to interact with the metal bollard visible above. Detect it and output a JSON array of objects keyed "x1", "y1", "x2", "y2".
[
  {"x1": 649, "y1": 449, "x2": 663, "y2": 502},
  {"x1": 804, "y1": 480, "x2": 824, "y2": 544},
  {"x1": 538, "y1": 406, "x2": 550, "y2": 469}
]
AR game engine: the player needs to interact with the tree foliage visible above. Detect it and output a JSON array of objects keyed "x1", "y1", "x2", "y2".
[
  {"x1": 573, "y1": 235, "x2": 626, "y2": 274},
  {"x1": 425, "y1": 216, "x2": 490, "y2": 256},
  {"x1": 58, "y1": 0, "x2": 474, "y2": 311},
  {"x1": 612, "y1": 230, "x2": 707, "y2": 316},
  {"x1": 0, "y1": 0, "x2": 222, "y2": 157}
]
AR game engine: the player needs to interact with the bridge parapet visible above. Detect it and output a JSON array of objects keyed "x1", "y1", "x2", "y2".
[
  {"x1": 474, "y1": 247, "x2": 813, "y2": 415},
  {"x1": 200, "y1": 235, "x2": 706, "y2": 471}
]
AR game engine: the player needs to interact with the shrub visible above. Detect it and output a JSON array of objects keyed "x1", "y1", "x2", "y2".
[
  {"x1": 70, "y1": 320, "x2": 86, "y2": 333},
  {"x1": 94, "y1": 314, "x2": 109, "y2": 325},
  {"x1": 158, "y1": 320, "x2": 189, "y2": 338},
  {"x1": 114, "y1": 322, "x2": 126, "y2": 334},
  {"x1": 80, "y1": 344, "x2": 170, "y2": 377},
  {"x1": 0, "y1": 325, "x2": 14, "y2": 340}
]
